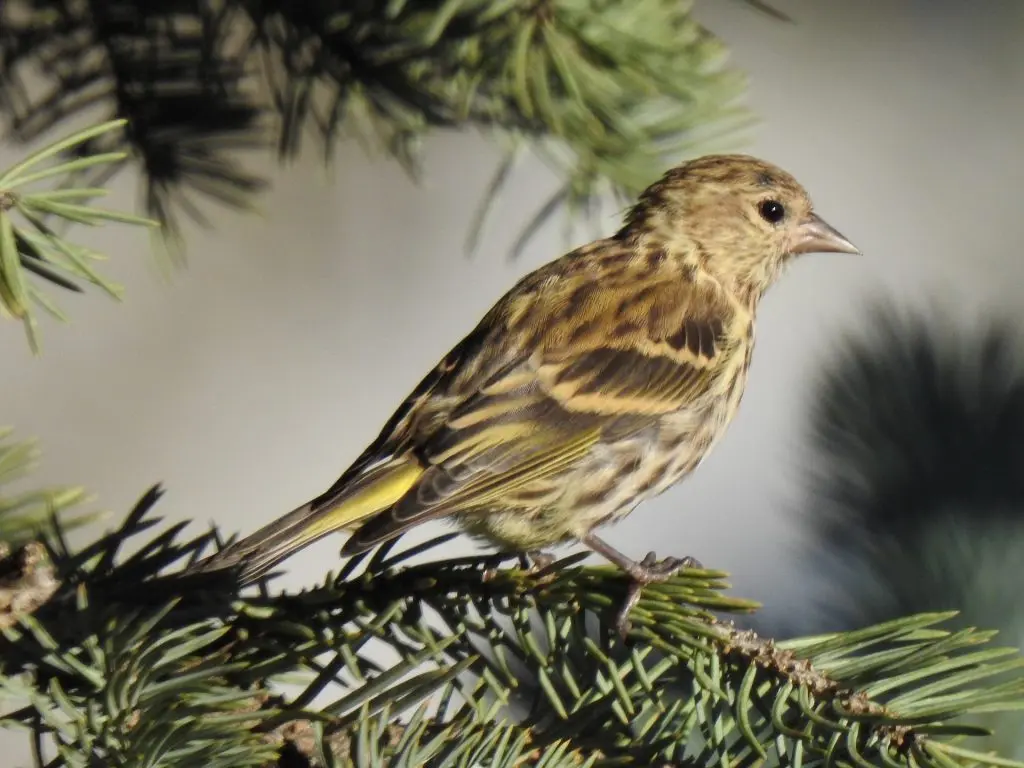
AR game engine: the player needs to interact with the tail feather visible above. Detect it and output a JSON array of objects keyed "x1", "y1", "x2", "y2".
[{"x1": 192, "y1": 457, "x2": 423, "y2": 584}]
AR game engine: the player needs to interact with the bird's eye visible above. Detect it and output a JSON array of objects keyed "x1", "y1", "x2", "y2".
[{"x1": 758, "y1": 199, "x2": 786, "y2": 224}]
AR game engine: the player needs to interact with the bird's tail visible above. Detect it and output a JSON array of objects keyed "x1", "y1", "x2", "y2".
[{"x1": 191, "y1": 457, "x2": 423, "y2": 584}]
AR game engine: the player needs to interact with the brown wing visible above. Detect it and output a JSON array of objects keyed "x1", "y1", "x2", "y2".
[{"x1": 341, "y1": 254, "x2": 740, "y2": 553}]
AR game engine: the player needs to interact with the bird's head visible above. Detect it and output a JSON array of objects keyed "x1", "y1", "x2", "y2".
[{"x1": 620, "y1": 154, "x2": 859, "y2": 301}]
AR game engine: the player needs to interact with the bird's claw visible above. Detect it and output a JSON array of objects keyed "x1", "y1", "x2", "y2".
[
  {"x1": 515, "y1": 550, "x2": 556, "y2": 573},
  {"x1": 631, "y1": 551, "x2": 702, "y2": 580},
  {"x1": 527, "y1": 551, "x2": 556, "y2": 572},
  {"x1": 616, "y1": 551, "x2": 702, "y2": 639}
]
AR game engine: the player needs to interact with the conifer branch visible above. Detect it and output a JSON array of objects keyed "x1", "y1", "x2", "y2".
[
  {"x1": 1, "y1": 474, "x2": 1024, "y2": 767},
  {"x1": 0, "y1": 119, "x2": 159, "y2": 352},
  {"x1": 0, "y1": 542, "x2": 59, "y2": 631},
  {"x1": 0, "y1": 430, "x2": 101, "y2": 546}
]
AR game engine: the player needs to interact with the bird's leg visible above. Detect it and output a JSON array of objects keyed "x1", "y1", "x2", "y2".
[
  {"x1": 583, "y1": 533, "x2": 702, "y2": 639},
  {"x1": 526, "y1": 550, "x2": 556, "y2": 572},
  {"x1": 492, "y1": 551, "x2": 556, "y2": 581}
]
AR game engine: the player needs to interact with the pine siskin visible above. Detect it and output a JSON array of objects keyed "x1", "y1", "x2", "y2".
[{"x1": 192, "y1": 154, "x2": 859, "y2": 636}]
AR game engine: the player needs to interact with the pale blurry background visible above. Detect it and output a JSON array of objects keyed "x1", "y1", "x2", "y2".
[{"x1": 3, "y1": 0, "x2": 1024, "y2": 659}]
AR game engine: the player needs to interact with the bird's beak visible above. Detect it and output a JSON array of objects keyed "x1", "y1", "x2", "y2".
[{"x1": 791, "y1": 212, "x2": 860, "y2": 255}]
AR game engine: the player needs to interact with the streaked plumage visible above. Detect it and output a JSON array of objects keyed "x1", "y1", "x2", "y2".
[{"x1": 193, "y1": 154, "x2": 858, "y2": 635}]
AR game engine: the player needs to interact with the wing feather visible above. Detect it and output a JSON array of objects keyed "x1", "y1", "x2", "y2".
[{"x1": 340, "y1": 257, "x2": 741, "y2": 554}]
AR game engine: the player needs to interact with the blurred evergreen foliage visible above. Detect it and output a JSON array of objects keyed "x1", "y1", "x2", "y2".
[
  {"x1": 795, "y1": 303, "x2": 1024, "y2": 761},
  {"x1": 0, "y1": 0, "x2": 778, "y2": 266}
]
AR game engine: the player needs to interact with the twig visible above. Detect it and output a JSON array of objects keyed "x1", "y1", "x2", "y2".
[{"x1": 0, "y1": 540, "x2": 60, "y2": 629}]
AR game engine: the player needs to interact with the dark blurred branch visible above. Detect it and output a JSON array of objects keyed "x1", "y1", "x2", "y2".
[{"x1": 804, "y1": 304, "x2": 1024, "y2": 556}]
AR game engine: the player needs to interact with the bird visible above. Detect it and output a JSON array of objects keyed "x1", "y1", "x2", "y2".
[{"x1": 191, "y1": 154, "x2": 859, "y2": 637}]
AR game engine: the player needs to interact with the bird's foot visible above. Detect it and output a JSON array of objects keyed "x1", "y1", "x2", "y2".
[
  {"x1": 514, "y1": 550, "x2": 556, "y2": 573},
  {"x1": 486, "y1": 550, "x2": 555, "y2": 581},
  {"x1": 527, "y1": 550, "x2": 556, "y2": 572},
  {"x1": 622, "y1": 550, "x2": 703, "y2": 583},
  {"x1": 616, "y1": 551, "x2": 702, "y2": 638},
  {"x1": 581, "y1": 533, "x2": 702, "y2": 639}
]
